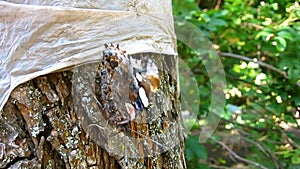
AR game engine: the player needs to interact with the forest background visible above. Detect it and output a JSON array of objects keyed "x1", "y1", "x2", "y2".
[{"x1": 173, "y1": 0, "x2": 300, "y2": 168}]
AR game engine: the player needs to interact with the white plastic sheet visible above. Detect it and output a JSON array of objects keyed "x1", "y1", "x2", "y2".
[{"x1": 0, "y1": 0, "x2": 177, "y2": 110}]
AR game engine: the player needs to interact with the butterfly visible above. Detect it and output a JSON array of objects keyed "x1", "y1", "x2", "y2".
[{"x1": 99, "y1": 44, "x2": 160, "y2": 125}]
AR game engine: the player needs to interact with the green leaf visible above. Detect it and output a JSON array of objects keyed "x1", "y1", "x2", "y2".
[
  {"x1": 274, "y1": 36, "x2": 287, "y2": 52},
  {"x1": 185, "y1": 136, "x2": 208, "y2": 160},
  {"x1": 288, "y1": 67, "x2": 300, "y2": 83},
  {"x1": 197, "y1": 164, "x2": 211, "y2": 169},
  {"x1": 277, "y1": 31, "x2": 293, "y2": 40},
  {"x1": 279, "y1": 56, "x2": 294, "y2": 69},
  {"x1": 200, "y1": 13, "x2": 211, "y2": 22},
  {"x1": 185, "y1": 148, "x2": 194, "y2": 161},
  {"x1": 211, "y1": 18, "x2": 228, "y2": 26},
  {"x1": 280, "y1": 91, "x2": 288, "y2": 100},
  {"x1": 278, "y1": 26, "x2": 293, "y2": 32},
  {"x1": 292, "y1": 155, "x2": 300, "y2": 164},
  {"x1": 172, "y1": 0, "x2": 199, "y2": 16},
  {"x1": 233, "y1": 18, "x2": 241, "y2": 25},
  {"x1": 255, "y1": 28, "x2": 275, "y2": 40},
  {"x1": 263, "y1": 27, "x2": 276, "y2": 33},
  {"x1": 213, "y1": 10, "x2": 229, "y2": 17},
  {"x1": 205, "y1": 25, "x2": 217, "y2": 31},
  {"x1": 194, "y1": 145, "x2": 208, "y2": 160},
  {"x1": 294, "y1": 97, "x2": 300, "y2": 106}
]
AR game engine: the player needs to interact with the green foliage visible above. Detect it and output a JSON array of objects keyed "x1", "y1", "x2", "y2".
[
  {"x1": 174, "y1": 0, "x2": 300, "y2": 168},
  {"x1": 185, "y1": 136, "x2": 209, "y2": 169}
]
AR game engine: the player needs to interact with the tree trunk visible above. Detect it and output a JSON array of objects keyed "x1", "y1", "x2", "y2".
[{"x1": 0, "y1": 53, "x2": 186, "y2": 168}]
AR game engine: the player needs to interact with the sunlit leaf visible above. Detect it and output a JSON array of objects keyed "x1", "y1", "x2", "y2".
[
  {"x1": 213, "y1": 10, "x2": 229, "y2": 17},
  {"x1": 277, "y1": 31, "x2": 293, "y2": 40},
  {"x1": 274, "y1": 36, "x2": 287, "y2": 52},
  {"x1": 292, "y1": 155, "x2": 300, "y2": 164}
]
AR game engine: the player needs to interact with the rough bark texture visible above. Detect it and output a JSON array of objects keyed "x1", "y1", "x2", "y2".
[{"x1": 0, "y1": 53, "x2": 186, "y2": 169}]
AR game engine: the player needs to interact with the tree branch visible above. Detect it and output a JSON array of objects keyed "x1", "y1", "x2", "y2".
[
  {"x1": 210, "y1": 137, "x2": 269, "y2": 169},
  {"x1": 241, "y1": 23, "x2": 265, "y2": 30},
  {"x1": 218, "y1": 52, "x2": 300, "y2": 87},
  {"x1": 237, "y1": 130, "x2": 280, "y2": 169},
  {"x1": 218, "y1": 52, "x2": 288, "y2": 78}
]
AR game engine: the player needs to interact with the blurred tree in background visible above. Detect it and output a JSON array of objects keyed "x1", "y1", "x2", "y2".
[{"x1": 173, "y1": 0, "x2": 300, "y2": 168}]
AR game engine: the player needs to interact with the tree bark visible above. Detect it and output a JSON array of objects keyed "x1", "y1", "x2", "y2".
[{"x1": 0, "y1": 53, "x2": 186, "y2": 169}]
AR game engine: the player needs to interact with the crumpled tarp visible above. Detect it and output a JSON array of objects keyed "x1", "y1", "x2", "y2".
[{"x1": 0, "y1": 0, "x2": 177, "y2": 110}]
